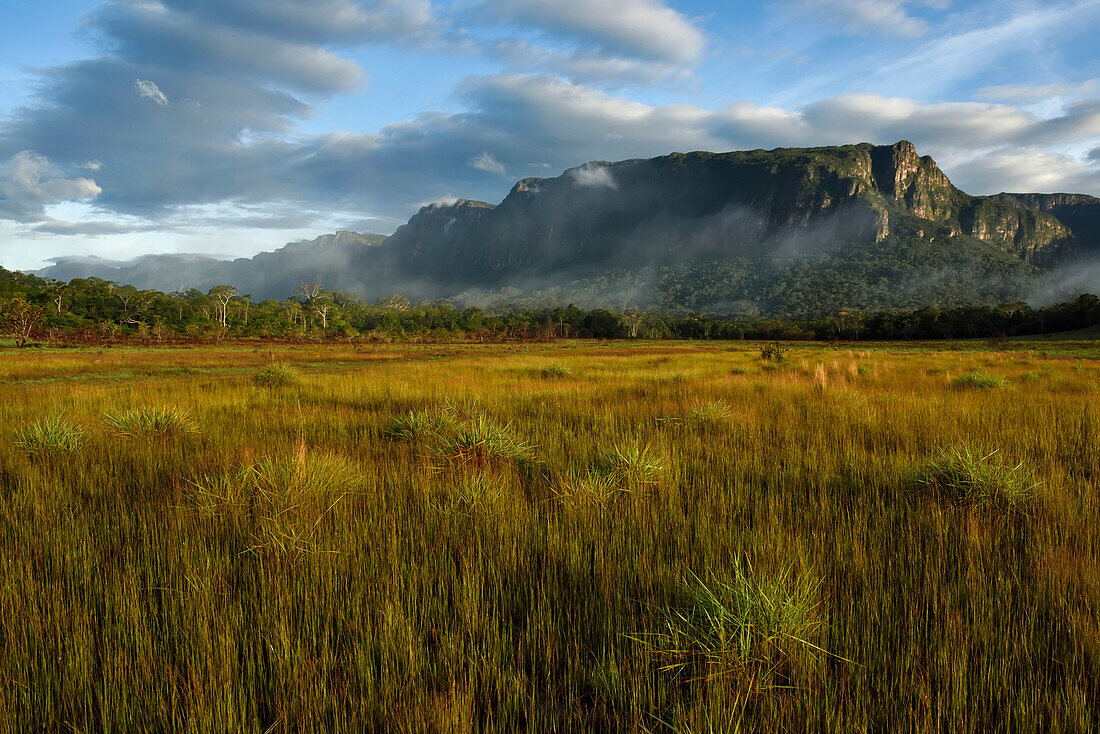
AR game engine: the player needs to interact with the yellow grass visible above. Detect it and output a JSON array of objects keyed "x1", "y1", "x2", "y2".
[{"x1": 0, "y1": 339, "x2": 1097, "y2": 730}]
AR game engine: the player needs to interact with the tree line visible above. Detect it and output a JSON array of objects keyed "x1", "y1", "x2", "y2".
[{"x1": 1, "y1": 267, "x2": 1097, "y2": 345}]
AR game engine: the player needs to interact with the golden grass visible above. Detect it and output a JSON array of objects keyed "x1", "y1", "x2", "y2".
[{"x1": 0, "y1": 339, "x2": 1097, "y2": 730}]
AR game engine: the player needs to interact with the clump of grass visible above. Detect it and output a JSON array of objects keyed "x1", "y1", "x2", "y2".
[
  {"x1": 13, "y1": 417, "x2": 87, "y2": 458},
  {"x1": 951, "y1": 371, "x2": 1009, "y2": 390},
  {"x1": 103, "y1": 406, "x2": 197, "y2": 439},
  {"x1": 632, "y1": 565, "x2": 826, "y2": 689},
  {"x1": 448, "y1": 474, "x2": 505, "y2": 514},
  {"x1": 436, "y1": 415, "x2": 535, "y2": 468},
  {"x1": 759, "y1": 344, "x2": 788, "y2": 363},
  {"x1": 551, "y1": 471, "x2": 624, "y2": 507},
  {"x1": 385, "y1": 409, "x2": 458, "y2": 441},
  {"x1": 596, "y1": 442, "x2": 664, "y2": 488},
  {"x1": 191, "y1": 449, "x2": 362, "y2": 555},
  {"x1": 539, "y1": 363, "x2": 573, "y2": 379},
  {"x1": 913, "y1": 447, "x2": 1039, "y2": 510},
  {"x1": 251, "y1": 363, "x2": 301, "y2": 388},
  {"x1": 686, "y1": 401, "x2": 734, "y2": 423}
]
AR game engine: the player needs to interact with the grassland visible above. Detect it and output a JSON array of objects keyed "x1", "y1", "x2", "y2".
[{"x1": 1, "y1": 339, "x2": 1098, "y2": 731}]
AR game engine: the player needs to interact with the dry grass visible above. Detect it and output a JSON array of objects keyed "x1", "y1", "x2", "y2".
[{"x1": 0, "y1": 338, "x2": 1097, "y2": 731}]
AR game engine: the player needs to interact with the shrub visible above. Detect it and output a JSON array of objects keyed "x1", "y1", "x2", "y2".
[
  {"x1": 13, "y1": 417, "x2": 87, "y2": 458},
  {"x1": 759, "y1": 344, "x2": 788, "y2": 363},
  {"x1": 103, "y1": 406, "x2": 197, "y2": 439},
  {"x1": 913, "y1": 447, "x2": 1039, "y2": 509},
  {"x1": 251, "y1": 363, "x2": 301, "y2": 388},
  {"x1": 951, "y1": 371, "x2": 1009, "y2": 390},
  {"x1": 633, "y1": 564, "x2": 826, "y2": 688}
]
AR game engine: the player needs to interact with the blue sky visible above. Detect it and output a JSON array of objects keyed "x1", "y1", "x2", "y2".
[{"x1": 1, "y1": 0, "x2": 1098, "y2": 271}]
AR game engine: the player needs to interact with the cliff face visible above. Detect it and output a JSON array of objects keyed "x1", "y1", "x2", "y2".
[
  {"x1": 987, "y1": 193, "x2": 1100, "y2": 256},
  {"x1": 378, "y1": 141, "x2": 1074, "y2": 293}
]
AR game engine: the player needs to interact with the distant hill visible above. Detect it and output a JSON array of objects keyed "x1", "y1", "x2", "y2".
[
  {"x1": 30, "y1": 142, "x2": 1100, "y2": 315},
  {"x1": 35, "y1": 231, "x2": 387, "y2": 300}
]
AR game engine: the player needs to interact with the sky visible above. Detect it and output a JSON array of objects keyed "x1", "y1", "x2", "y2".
[{"x1": 0, "y1": 0, "x2": 1098, "y2": 271}]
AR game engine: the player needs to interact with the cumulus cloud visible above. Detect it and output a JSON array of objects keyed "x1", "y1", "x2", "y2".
[
  {"x1": 135, "y1": 79, "x2": 168, "y2": 106},
  {"x1": 949, "y1": 149, "x2": 1100, "y2": 195},
  {"x1": 168, "y1": 0, "x2": 437, "y2": 45},
  {"x1": 468, "y1": 152, "x2": 508, "y2": 176},
  {"x1": 1, "y1": 0, "x2": 1098, "y2": 255},
  {"x1": 0, "y1": 151, "x2": 102, "y2": 222},
  {"x1": 99, "y1": 2, "x2": 365, "y2": 94},
  {"x1": 485, "y1": 0, "x2": 705, "y2": 65}
]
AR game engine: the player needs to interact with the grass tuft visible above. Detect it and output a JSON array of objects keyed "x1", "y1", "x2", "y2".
[
  {"x1": 539, "y1": 363, "x2": 574, "y2": 379},
  {"x1": 251, "y1": 363, "x2": 301, "y2": 388},
  {"x1": 436, "y1": 415, "x2": 535, "y2": 468},
  {"x1": 913, "y1": 447, "x2": 1039, "y2": 509},
  {"x1": 633, "y1": 564, "x2": 826, "y2": 689},
  {"x1": 551, "y1": 470, "x2": 625, "y2": 507},
  {"x1": 103, "y1": 406, "x2": 197, "y2": 439},
  {"x1": 951, "y1": 371, "x2": 1009, "y2": 390},
  {"x1": 12, "y1": 417, "x2": 87, "y2": 458},
  {"x1": 596, "y1": 442, "x2": 664, "y2": 488}
]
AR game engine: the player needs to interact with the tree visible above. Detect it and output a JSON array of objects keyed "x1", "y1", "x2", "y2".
[
  {"x1": 2, "y1": 297, "x2": 44, "y2": 346},
  {"x1": 208, "y1": 285, "x2": 239, "y2": 327},
  {"x1": 296, "y1": 282, "x2": 331, "y2": 329},
  {"x1": 620, "y1": 307, "x2": 644, "y2": 338}
]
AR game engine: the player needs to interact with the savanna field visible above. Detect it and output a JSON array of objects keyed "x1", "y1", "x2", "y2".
[{"x1": 1, "y1": 339, "x2": 1098, "y2": 731}]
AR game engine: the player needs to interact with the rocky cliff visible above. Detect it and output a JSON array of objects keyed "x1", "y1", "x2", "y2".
[{"x1": 373, "y1": 141, "x2": 1077, "y2": 295}]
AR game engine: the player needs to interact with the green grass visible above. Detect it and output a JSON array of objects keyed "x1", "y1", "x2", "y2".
[
  {"x1": 0, "y1": 339, "x2": 1097, "y2": 730},
  {"x1": 11, "y1": 416, "x2": 87, "y2": 458},
  {"x1": 539, "y1": 363, "x2": 574, "y2": 379},
  {"x1": 913, "y1": 447, "x2": 1040, "y2": 510},
  {"x1": 103, "y1": 406, "x2": 198, "y2": 439},
  {"x1": 951, "y1": 370, "x2": 1010, "y2": 390},
  {"x1": 251, "y1": 362, "x2": 302, "y2": 387},
  {"x1": 633, "y1": 565, "x2": 826, "y2": 691}
]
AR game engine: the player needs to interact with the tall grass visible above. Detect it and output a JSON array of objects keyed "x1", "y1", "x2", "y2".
[{"x1": 0, "y1": 339, "x2": 1097, "y2": 730}]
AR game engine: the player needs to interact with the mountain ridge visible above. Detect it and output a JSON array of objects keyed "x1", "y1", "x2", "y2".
[{"x1": 29, "y1": 141, "x2": 1100, "y2": 312}]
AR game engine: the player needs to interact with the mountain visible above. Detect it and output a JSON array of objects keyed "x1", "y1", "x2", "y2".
[
  {"x1": 30, "y1": 142, "x2": 1100, "y2": 314},
  {"x1": 986, "y1": 193, "x2": 1100, "y2": 255},
  {"x1": 35, "y1": 231, "x2": 387, "y2": 300}
]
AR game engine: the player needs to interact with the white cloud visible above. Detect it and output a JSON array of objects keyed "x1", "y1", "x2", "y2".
[
  {"x1": 468, "y1": 151, "x2": 508, "y2": 176},
  {"x1": 0, "y1": 151, "x2": 103, "y2": 222},
  {"x1": 949, "y1": 148, "x2": 1100, "y2": 194},
  {"x1": 135, "y1": 79, "x2": 168, "y2": 106},
  {"x1": 485, "y1": 0, "x2": 705, "y2": 65},
  {"x1": 569, "y1": 163, "x2": 617, "y2": 189}
]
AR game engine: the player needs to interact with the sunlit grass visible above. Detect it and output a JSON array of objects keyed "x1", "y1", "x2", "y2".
[{"x1": 0, "y1": 339, "x2": 1097, "y2": 730}]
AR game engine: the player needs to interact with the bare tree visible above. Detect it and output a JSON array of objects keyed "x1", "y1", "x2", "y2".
[
  {"x1": 208, "y1": 285, "x2": 239, "y2": 327},
  {"x1": 2, "y1": 298, "x2": 44, "y2": 346},
  {"x1": 296, "y1": 282, "x2": 331, "y2": 329},
  {"x1": 314, "y1": 300, "x2": 332, "y2": 329}
]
